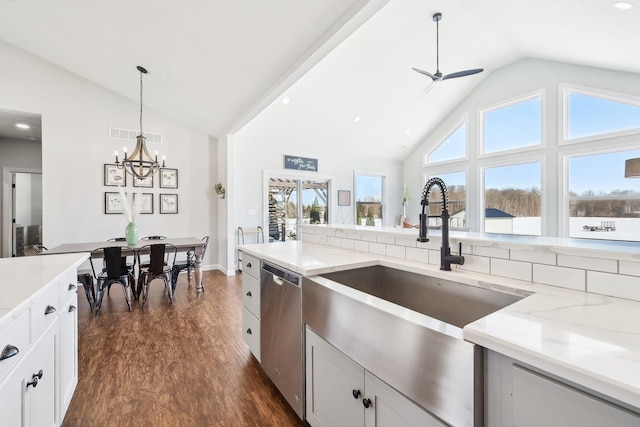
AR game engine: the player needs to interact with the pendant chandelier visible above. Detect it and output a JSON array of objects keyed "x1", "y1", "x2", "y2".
[{"x1": 114, "y1": 65, "x2": 165, "y2": 179}]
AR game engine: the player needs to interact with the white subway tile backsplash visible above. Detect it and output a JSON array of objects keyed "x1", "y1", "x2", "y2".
[
  {"x1": 395, "y1": 237, "x2": 418, "y2": 248},
  {"x1": 354, "y1": 240, "x2": 369, "y2": 253},
  {"x1": 377, "y1": 235, "x2": 395, "y2": 244},
  {"x1": 328, "y1": 236, "x2": 341, "y2": 247},
  {"x1": 428, "y1": 250, "x2": 440, "y2": 266},
  {"x1": 620, "y1": 261, "x2": 640, "y2": 277},
  {"x1": 416, "y1": 240, "x2": 441, "y2": 250},
  {"x1": 341, "y1": 239, "x2": 355, "y2": 250},
  {"x1": 533, "y1": 264, "x2": 585, "y2": 291},
  {"x1": 491, "y1": 259, "x2": 532, "y2": 281},
  {"x1": 406, "y1": 247, "x2": 429, "y2": 263},
  {"x1": 588, "y1": 271, "x2": 640, "y2": 300},
  {"x1": 303, "y1": 233, "x2": 320, "y2": 243},
  {"x1": 368, "y1": 242, "x2": 386, "y2": 256},
  {"x1": 475, "y1": 246, "x2": 510, "y2": 259},
  {"x1": 385, "y1": 244, "x2": 406, "y2": 259},
  {"x1": 361, "y1": 231, "x2": 378, "y2": 242},
  {"x1": 459, "y1": 255, "x2": 491, "y2": 274},
  {"x1": 511, "y1": 249, "x2": 556, "y2": 266},
  {"x1": 558, "y1": 255, "x2": 617, "y2": 273}
]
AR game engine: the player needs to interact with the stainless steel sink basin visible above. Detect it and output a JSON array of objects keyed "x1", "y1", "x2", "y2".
[
  {"x1": 319, "y1": 265, "x2": 524, "y2": 328},
  {"x1": 303, "y1": 265, "x2": 528, "y2": 427}
]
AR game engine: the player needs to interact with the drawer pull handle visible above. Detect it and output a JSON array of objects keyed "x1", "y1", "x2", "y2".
[
  {"x1": 362, "y1": 398, "x2": 372, "y2": 409},
  {"x1": 246, "y1": 262, "x2": 252, "y2": 268},
  {"x1": 246, "y1": 291, "x2": 252, "y2": 297},
  {"x1": 44, "y1": 305, "x2": 56, "y2": 315},
  {"x1": 68, "y1": 305, "x2": 77, "y2": 312},
  {"x1": 0, "y1": 345, "x2": 19, "y2": 361},
  {"x1": 26, "y1": 370, "x2": 43, "y2": 389},
  {"x1": 246, "y1": 328, "x2": 252, "y2": 335},
  {"x1": 68, "y1": 283, "x2": 77, "y2": 291}
]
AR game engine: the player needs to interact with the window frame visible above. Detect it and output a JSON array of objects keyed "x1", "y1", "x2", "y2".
[
  {"x1": 423, "y1": 115, "x2": 469, "y2": 167},
  {"x1": 478, "y1": 90, "x2": 546, "y2": 158},
  {"x1": 560, "y1": 83, "x2": 640, "y2": 146},
  {"x1": 353, "y1": 170, "x2": 387, "y2": 227},
  {"x1": 423, "y1": 167, "x2": 470, "y2": 231}
]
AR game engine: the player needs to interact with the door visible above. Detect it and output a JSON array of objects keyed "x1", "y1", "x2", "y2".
[
  {"x1": 11, "y1": 172, "x2": 43, "y2": 257},
  {"x1": 266, "y1": 177, "x2": 329, "y2": 241}
]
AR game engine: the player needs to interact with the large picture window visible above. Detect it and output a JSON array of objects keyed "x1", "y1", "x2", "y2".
[
  {"x1": 426, "y1": 120, "x2": 467, "y2": 164},
  {"x1": 483, "y1": 162, "x2": 541, "y2": 235},
  {"x1": 567, "y1": 149, "x2": 640, "y2": 241},
  {"x1": 425, "y1": 171, "x2": 467, "y2": 229},
  {"x1": 354, "y1": 172, "x2": 385, "y2": 227},
  {"x1": 482, "y1": 95, "x2": 542, "y2": 155}
]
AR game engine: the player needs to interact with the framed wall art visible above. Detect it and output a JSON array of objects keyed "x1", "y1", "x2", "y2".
[
  {"x1": 160, "y1": 168, "x2": 178, "y2": 189},
  {"x1": 133, "y1": 174, "x2": 153, "y2": 188},
  {"x1": 136, "y1": 193, "x2": 154, "y2": 214},
  {"x1": 105, "y1": 192, "x2": 124, "y2": 214},
  {"x1": 104, "y1": 164, "x2": 126, "y2": 186},
  {"x1": 160, "y1": 193, "x2": 178, "y2": 214},
  {"x1": 338, "y1": 190, "x2": 351, "y2": 206}
]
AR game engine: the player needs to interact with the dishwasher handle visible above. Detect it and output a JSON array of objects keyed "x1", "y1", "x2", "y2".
[
  {"x1": 262, "y1": 261, "x2": 302, "y2": 287},
  {"x1": 273, "y1": 275, "x2": 285, "y2": 286}
]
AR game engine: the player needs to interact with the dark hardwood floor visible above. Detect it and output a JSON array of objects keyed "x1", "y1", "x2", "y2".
[{"x1": 62, "y1": 270, "x2": 307, "y2": 427}]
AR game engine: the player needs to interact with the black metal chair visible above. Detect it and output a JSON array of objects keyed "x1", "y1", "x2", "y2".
[
  {"x1": 171, "y1": 236, "x2": 209, "y2": 292},
  {"x1": 141, "y1": 236, "x2": 167, "y2": 241},
  {"x1": 103, "y1": 237, "x2": 134, "y2": 295},
  {"x1": 35, "y1": 245, "x2": 96, "y2": 311},
  {"x1": 137, "y1": 243, "x2": 177, "y2": 308},
  {"x1": 90, "y1": 246, "x2": 134, "y2": 316}
]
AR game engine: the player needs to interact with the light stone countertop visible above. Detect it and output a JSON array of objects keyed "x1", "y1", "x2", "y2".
[
  {"x1": 0, "y1": 253, "x2": 89, "y2": 331},
  {"x1": 240, "y1": 240, "x2": 640, "y2": 411}
]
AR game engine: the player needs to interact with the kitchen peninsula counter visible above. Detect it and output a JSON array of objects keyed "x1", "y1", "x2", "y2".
[{"x1": 240, "y1": 240, "x2": 640, "y2": 412}]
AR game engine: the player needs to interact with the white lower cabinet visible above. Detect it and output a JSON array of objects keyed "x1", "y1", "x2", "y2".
[
  {"x1": 306, "y1": 327, "x2": 444, "y2": 427},
  {"x1": 58, "y1": 288, "x2": 78, "y2": 420},
  {"x1": 486, "y1": 350, "x2": 640, "y2": 427},
  {"x1": 240, "y1": 252, "x2": 261, "y2": 362}
]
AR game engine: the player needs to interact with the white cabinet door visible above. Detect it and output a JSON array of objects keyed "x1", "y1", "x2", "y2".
[
  {"x1": 364, "y1": 372, "x2": 445, "y2": 427},
  {"x1": 242, "y1": 307, "x2": 261, "y2": 362},
  {"x1": 306, "y1": 327, "x2": 364, "y2": 427},
  {"x1": 58, "y1": 293, "x2": 78, "y2": 421},
  {"x1": 26, "y1": 327, "x2": 56, "y2": 427},
  {"x1": 0, "y1": 356, "x2": 28, "y2": 426},
  {"x1": 512, "y1": 365, "x2": 640, "y2": 427}
]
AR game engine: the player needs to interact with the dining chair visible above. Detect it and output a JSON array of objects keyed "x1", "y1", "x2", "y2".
[
  {"x1": 104, "y1": 237, "x2": 134, "y2": 294},
  {"x1": 90, "y1": 246, "x2": 134, "y2": 316},
  {"x1": 35, "y1": 245, "x2": 96, "y2": 311},
  {"x1": 137, "y1": 243, "x2": 177, "y2": 308},
  {"x1": 141, "y1": 236, "x2": 167, "y2": 240},
  {"x1": 171, "y1": 236, "x2": 209, "y2": 292}
]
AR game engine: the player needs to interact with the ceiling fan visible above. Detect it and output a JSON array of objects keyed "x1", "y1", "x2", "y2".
[{"x1": 412, "y1": 12, "x2": 483, "y2": 86}]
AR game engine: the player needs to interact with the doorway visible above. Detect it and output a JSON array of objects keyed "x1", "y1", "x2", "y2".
[
  {"x1": 266, "y1": 176, "x2": 330, "y2": 241},
  {"x1": 11, "y1": 172, "x2": 43, "y2": 256}
]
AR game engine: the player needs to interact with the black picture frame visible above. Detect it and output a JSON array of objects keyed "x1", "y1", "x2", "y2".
[
  {"x1": 105, "y1": 192, "x2": 124, "y2": 214},
  {"x1": 159, "y1": 193, "x2": 178, "y2": 214},
  {"x1": 104, "y1": 164, "x2": 126, "y2": 186},
  {"x1": 137, "y1": 193, "x2": 154, "y2": 214},
  {"x1": 160, "y1": 168, "x2": 178, "y2": 189},
  {"x1": 133, "y1": 174, "x2": 153, "y2": 188}
]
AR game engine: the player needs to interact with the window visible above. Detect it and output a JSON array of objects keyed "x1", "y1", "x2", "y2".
[
  {"x1": 425, "y1": 171, "x2": 467, "y2": 229},
  {"x1": 355, "y1": 173, "x2": 385, "y2": 227},
  {"x1": 566, "y1": 89, "x2": 640, "y2": 141},
  {"x1": 426, "y1": 120, "x2": 466, "y2": 164},
  {"x1": 567, "y1": 149, "x2": 640, "y2": 241},
  {"x1": 483, "y1": 95, "x2": 542, "y2": 154},
  {"x1": 484, "y1": 162, "x2": 541, "y2": 235}
]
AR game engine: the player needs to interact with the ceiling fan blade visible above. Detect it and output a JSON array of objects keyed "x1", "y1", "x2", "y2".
[
  {"x1": 412, "y1": 67, "x2": 438, "y2": 81},
  {"x1": 442, "y1": 68, "x2": 484, "y2": 80},
  {"x1": 420, "y1": 81, "x2": 436, "y2": 98}
]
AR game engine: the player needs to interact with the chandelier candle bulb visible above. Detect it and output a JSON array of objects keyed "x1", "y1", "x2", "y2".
[{"x1": 115, "y1": 151, "x2": 119, "y2": 163}]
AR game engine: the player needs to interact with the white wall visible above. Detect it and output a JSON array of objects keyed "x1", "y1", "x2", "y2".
[
  {"x1": 0, "y1": 40, "x2": 217, "y2": 266},
  {"x1": 404, "y1": 58, "x2": 640, "y2": 234}
]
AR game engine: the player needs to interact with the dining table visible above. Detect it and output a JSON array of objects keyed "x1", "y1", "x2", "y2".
[{"x1": 44, "y1": 237, "x2": 207, "y2": 296}]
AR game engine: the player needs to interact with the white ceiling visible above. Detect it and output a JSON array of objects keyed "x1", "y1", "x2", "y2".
[{"x1": 0, "y1": 0, "x2": 639, "y2": 159}]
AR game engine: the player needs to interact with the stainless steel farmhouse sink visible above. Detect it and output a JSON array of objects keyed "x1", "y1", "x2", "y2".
[{"x1": 303, "y1": 265, "x2": 528, "y2": 427}]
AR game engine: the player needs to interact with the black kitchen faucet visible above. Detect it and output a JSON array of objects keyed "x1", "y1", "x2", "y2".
[{"x1": 417, "y1": 177, "x2": 465, "y2": 271}]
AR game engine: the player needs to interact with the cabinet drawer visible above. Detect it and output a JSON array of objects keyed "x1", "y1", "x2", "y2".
[
  {"x1": 31, "y1": 285, "x2": 59, "y2": 341},
  {"x1": 242, "y1": 275, "x2": 260, "y2": 319},
  {"x1": 59, "y1": 271, "x2": 79, "y2": 305},
  {"x1": 242, "y1": 253, "x2": 260, "y2": 280},
  {"x1": 0, "y1": 309, "x2": 29, "y2": 383},
  {"x1": 242, "y1": 307, "x2": 260, "y2": 363}
]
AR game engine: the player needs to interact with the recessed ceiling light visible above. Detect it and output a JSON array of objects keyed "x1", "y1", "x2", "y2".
[
  {"x1": 281, "y1": 97, "x2": 290, "y2": 104},
  {"x1": 614, "y1": 1, "x2": 634, "y2": 9},
  {"x1": 16, "y1": 123, "x2": 30, "y2": 129},
  {"x1": 353, "y1": 116, "x2": 361, "y2": 123}
]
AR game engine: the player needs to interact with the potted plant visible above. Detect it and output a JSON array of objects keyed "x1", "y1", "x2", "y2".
[{"x1": 215, "y1": 182, "x2": 225, "y2": 199}]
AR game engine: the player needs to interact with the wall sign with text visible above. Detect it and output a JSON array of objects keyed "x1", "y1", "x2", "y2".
[{"x1": 284, "y1": 155, "x2": 318, "y2": 171}]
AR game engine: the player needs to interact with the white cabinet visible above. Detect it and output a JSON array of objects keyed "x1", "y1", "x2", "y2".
[
  {"x1": 0, "y1": 264, "x2": 81, "y2": 427},
  {"x1": 241, "y1": 252, "x2": 261, "y2": 362},
  {"x1": 486, "y1": 350, "x2": 640, "y2": 427},
  {"x1": 306, "y1": 327, "x2": 444, "y2": 427}
]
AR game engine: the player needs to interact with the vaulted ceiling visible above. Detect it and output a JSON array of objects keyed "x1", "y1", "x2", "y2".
[{"x1": 1, "y1": 0, "x2": 638, "y2": 159}]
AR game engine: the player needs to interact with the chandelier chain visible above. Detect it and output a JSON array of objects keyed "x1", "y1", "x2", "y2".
[{"x1": 139, "y1": 69, "x2": 144, "y2": 136}]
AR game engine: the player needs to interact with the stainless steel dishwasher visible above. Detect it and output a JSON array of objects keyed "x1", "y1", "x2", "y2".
[{"x1": 260, "y1": 261, "x2": 304, "y2": 419}]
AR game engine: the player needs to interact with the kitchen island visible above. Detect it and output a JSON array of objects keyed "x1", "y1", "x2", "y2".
[{"x1": 241, "y1": 240, "x2": 640, "y2": 426}]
